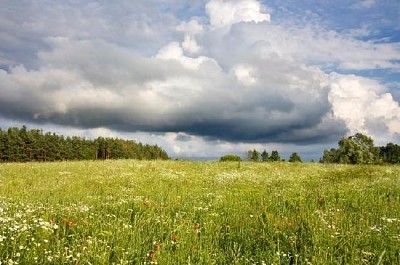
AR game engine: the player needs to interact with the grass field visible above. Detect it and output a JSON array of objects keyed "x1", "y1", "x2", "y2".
[{"x1": 0, "y1": 160, "x2": 399, "y2": 264}]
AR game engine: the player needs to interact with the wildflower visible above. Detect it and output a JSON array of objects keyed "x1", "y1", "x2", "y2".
[
  {"x1": 171, "y1": 234, "x2": 177, "y2": 242},
  {"x1": 370, "y1": 225, "x2": 381, "y2": 232},
  {"x1": 68, "y1": 221, "x2": 76, "y2": 228},
  {"x1": 194, "y1": 223, "x2": 201, "y2": 233},
  {"x1": 153, "y1": 243, "x2": 161, "y2": 250},
  {"x1": 148, "y1": 251, "x2": 157, "y2": 263}
]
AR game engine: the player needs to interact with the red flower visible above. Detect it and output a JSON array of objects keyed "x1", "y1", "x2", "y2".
[
  {"x1": 68, "y1": 220, "x2": 76, "y2": 228},
  {"x1": 148, "y1": 251, "x2": 156, "y2": 262},
  {"x1": 153, "y1": 243, "x2": 161, "y2": 250}
]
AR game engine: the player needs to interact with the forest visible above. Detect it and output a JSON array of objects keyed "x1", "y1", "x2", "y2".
[{"x1": 0, "y1": 126, "x2": 169, "y2": 162}]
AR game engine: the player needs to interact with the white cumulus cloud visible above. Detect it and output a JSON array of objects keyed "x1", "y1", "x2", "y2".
[{"x1": 206, "y1": 0, "x2": 270, "y2": 28}]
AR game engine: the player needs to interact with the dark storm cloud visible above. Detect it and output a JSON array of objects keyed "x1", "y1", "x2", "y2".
[{"x1": 0, "y1": 0, "x2": 399, "y2": 149}]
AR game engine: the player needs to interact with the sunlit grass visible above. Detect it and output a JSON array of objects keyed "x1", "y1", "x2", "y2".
[{"x1": 0, "y1": 160, "x2": 399, "y2": 264}]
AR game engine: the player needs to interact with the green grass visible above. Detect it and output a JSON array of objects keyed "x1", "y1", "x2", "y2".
[{"x1": 0, "y1": 160, "x2": 399, "y2": 264}]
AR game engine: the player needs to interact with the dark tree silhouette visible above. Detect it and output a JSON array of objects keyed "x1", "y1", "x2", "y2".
[{"x1": 0, "y1": 126, "x2": 169, "y2": 162}]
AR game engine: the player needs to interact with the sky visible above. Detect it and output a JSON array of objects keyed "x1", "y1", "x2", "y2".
[{"x1": 0, "y1": 0, "x2": 399, "y2": 160}]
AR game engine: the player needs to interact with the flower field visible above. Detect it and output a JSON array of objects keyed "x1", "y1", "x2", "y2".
[{"x1": 0, "y1": 160, "x2": 399, "y2": 264}]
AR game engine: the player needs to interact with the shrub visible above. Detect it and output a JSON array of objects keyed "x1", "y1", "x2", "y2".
[{"x1": 219, "y1": 154, "x2": 242, "y2": 162}]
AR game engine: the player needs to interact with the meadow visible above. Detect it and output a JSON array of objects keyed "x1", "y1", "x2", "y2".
[{"x1": 0, "y1": 160, "x2": 399, "y2": 264}]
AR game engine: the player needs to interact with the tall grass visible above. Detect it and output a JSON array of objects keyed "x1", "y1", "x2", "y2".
[{"x1": 0, "y1": 160, "x2": 399, "y2": 264}]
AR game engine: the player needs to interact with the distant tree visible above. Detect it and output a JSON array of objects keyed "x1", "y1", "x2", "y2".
[
  {"x1": 261, "y1": 150, "x2": 269, "y2": 162},
  {"x1": 220, "y1": 154, "x2": 242, "y2": 162},
  {"x1": 289, "y1": 152, "x2": 302, "y2": 162},
  {"x1": 0, "y1": 128, "x2": 3, "y2": 161},
  {"x1": 247, "y1": 150, "x2": 252, "y2": 161},
  {"x1": 379, "y1": 143, "x2": 400, "y2": 164},
  {"x1": 6, "y1": 127, "x2": 21, "y2": 161},
  {"x1": 269, "y1": 150, "x2": 281, "y2": 162},
  {"x1": 320, "y1": 133, "x2": 378, "y2": 164},
  {"x1": 338, "y1": 133, "x2": 377, "y2": 164},
  {"x1": 247, "y1": 149, "x2": 260, "y2": 161}
]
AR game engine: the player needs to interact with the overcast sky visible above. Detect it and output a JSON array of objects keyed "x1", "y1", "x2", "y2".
[{"x1": 0, "y1": 0, "x2": 399, "y2": 160}]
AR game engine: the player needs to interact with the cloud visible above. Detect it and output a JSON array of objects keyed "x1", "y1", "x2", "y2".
[
  {"x1": 0, "y1": 0, "x2": 399, "y2": 157},
  {"x1": 351, "y1": 0, "x2": 376, "y2": 9},
  {"x1": 206, "y1": 0, "x2": 270, "y2": 28},
  {"x1": 0, "y1": 35, "x2": 344, "y2": 144},
  {"x1": 328, "y1": 74, "x2": 400, "y2": 142}
]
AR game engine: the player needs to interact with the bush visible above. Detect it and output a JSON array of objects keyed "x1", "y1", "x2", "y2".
[{"x1": 220, "y1": 154, "x2": 242, "y2": 162}]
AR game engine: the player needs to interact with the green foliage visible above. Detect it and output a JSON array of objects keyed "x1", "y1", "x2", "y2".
[
  {"x1": 261, "y1": 150, "x2": 269, "y2": 162},
  {"x1": 0, "y1": 126, "x2": 169, "y2": 162},
  {"x1": 247, "y1": 149, "x2": 260, "y2": 161},
  {"x1": 269, "y1": 150, "x2": 281, "y2": 162},
  {"x1": 321, "y1": 133, "x2": 379, "y2": 164},
  {"x1": 220, "y1": 154, "x2": 242, "y2": 162},
  {"x1": 0, "y1": 161, "x2": 399, "y2": 264},
  {"x1": 379, "y1": 143, "x2": 400, "y2": 163},
  {"x1": 288, "y1": 152, "x2": 302, "y2": 162},
  {"x1": 247, "y1": 149, "x2": 281, "y2": 162}
]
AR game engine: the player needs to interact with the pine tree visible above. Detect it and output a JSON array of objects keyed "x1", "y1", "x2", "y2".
[{"x1": 269, "y1": 150, "x2": 281, "y2": 162}]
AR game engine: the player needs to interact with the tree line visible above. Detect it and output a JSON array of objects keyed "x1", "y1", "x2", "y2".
[
  {"x1": 0, "y1": 126, "x2": 169, "y2": 162},
  {"x1": 247, "y1": 149, "x2": 302, "y2": 162},
  {"x1": 223, "y1": 133, "x2": 400, "y2": 165},
  {"x1": 220, "y1": 150, "x2": 302, "y2": 162},
  {"x1": 320, "y1": 133, "x2": 400, "y2": 164}
]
